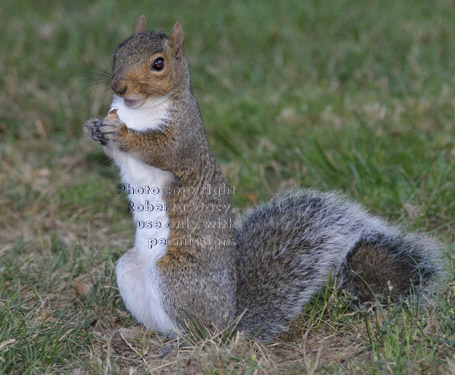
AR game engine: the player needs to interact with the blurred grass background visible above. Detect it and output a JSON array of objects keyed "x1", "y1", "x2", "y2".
[{"x1": 0, "y1": 0, "x2": 454, "y2": 373}]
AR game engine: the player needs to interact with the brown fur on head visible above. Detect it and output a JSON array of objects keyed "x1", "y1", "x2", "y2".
[{"x1": 111, "y1": 16, "x2": 188, "y2": 101}]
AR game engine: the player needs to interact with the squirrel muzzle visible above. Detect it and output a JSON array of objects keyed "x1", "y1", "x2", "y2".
[{"x1": 111, "y1": 79, "x2": 128, "y2": 96}]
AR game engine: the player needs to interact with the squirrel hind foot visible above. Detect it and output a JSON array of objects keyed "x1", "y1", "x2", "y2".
[{"x1": 343, "y1": 242, "x2": 434, "y2": 304}]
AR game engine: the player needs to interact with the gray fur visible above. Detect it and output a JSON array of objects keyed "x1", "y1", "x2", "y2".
[{"x1": 235, "y1": 189, "x2": 442, "y2": 341}]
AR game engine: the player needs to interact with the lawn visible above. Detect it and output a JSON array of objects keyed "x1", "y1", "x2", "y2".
[{"x1": 0, "y1": 0, "x2": 454, "y2": 373}]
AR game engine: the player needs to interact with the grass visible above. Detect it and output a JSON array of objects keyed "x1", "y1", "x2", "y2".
[{"x1": 1, "y1": 0, "x2": 454, "y2": 373}]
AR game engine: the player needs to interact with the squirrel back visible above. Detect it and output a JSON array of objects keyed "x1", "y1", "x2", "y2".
[{"x1": 84, "y1": 17, "x2": 443, "y2": 342}]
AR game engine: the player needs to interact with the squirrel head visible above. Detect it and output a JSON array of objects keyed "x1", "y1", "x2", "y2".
[{"x1": 111, "y1": 16, "x2": 189, "y2": 108}]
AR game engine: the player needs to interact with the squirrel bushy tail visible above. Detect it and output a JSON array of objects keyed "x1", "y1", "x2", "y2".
[{"x1": 235, "y1": 189, "x2": 442, "y2": 341}]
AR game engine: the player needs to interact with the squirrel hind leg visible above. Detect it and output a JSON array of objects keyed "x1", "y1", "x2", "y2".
[{"x1": 343, "y1": 243, "x2": 427, "y2": 304}]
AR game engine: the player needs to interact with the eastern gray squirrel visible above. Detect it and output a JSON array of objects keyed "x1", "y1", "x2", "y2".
[{"x1": 83, "y1": 16, "x2": 442, "y2": 342}]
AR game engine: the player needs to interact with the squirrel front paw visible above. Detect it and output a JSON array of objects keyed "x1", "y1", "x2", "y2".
[
  {"x1": 83, "y1": 111, "x2": 128, "y2": 147},
  {"x1": 98, "y1": 117, "x2": 128, "y2": 146},
  {"x1": 83, "y1": 118, "x2": 106, "y2": 145}
]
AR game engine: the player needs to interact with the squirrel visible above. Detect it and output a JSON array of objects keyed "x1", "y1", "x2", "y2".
[{"x1": 83, "y1": 16, "x2": 442, "y2": 342}]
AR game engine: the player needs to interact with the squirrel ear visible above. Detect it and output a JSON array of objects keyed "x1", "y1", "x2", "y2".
[
  {"x1": 134, "y1": 15, "x2": 147, "y2": 34},
  {"x1": 169, "y1": 22, "x2": 184, "y2": 60}
]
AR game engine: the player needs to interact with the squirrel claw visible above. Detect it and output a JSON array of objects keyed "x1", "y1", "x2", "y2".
[
  {"x1": 83, "y1": 118, "x2": 107, "y2": 145},
  {"x1": 99, "y1": 118, "x2": 127, "y2": 143},
  {"x1": 83, "y1": 117, "x2": 127, "y2": 146}
]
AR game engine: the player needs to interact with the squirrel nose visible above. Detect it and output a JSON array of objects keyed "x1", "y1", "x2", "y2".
[{"x1": 111, "y1": 80, "x2": 128, "y2": 96}]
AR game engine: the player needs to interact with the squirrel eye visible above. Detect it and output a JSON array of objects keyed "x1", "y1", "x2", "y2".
[{"x1": 151, "y1": 57, "x2": 164, "y2": 71}]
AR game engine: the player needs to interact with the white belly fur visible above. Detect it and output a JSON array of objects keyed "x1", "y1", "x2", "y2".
[{"x1": 110, "y1": 95, "x2": 177, "y2": 335}]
